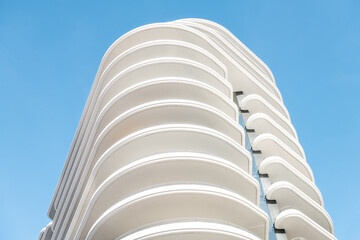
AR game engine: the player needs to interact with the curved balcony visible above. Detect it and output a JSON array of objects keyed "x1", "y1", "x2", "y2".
[
  {"x1": 120, "y1": 221, "x2": 262, "y2": 240},
  {"x1": 259, "y1": 156, "x2": 323, "y2": 206},
  {"x1": 99, "y1": 58, "x2": 232, "y2": 109},
  {"x1": 97, "y1": 77, "x2": 238, "y2": 132},
  {"x1": 100, "y1": 40, "x2": 227, "y2": 87},
  {"x1": 252, "y1": 133, "x2": 314, "y2": 182},
  {"x1": 275, "y1": 209, "x2": 336, "y2": 240},
  {"x1": 246, "y1": 113, "x2": 305, "y2": 159},
  {"x1": 266, "y1": 181, "x2": 333, "y2": 233},
  {"x1": 38, "y1": 222, "x2": 52, "y2": 240},
  {"x1": 101, "y1": 23, "x2": 222, "y2": 70},
  {"x1": 85, "y1": 184, "x2": 269, "y2": 240},
  {"x1": 240, "y1": 94, "x2": 291, "y2": 125},
  {"x1": 93, "y1": 100, "x2": 244, "y2": 159}
]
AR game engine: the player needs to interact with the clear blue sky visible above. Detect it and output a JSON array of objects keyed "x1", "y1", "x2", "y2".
[{"x1": 0, "y1": 0, "x2": 358, "y2": 239}]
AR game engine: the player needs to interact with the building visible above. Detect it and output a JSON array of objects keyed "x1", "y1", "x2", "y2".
[{"x1": 39, "y1": 19, "x2": 336, "y2": 240}]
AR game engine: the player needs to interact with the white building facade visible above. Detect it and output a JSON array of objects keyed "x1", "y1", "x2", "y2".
[{"x1": 39, "y1": 19, "x2": 336, "y2": 240}]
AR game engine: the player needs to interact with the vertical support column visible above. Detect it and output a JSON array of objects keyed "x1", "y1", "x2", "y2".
[{"x1": 234, "y1": 92, "x2": 287, "y2": 240}]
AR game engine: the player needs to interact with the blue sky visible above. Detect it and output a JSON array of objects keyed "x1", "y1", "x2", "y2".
[{"x1": 0, "y1": 0, "x2": 359, "y2": 239}]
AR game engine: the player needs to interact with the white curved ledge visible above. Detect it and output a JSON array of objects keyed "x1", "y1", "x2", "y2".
[
  {"x1": 240, "y1": 94, "x2": 292, "y2": 127},
  {"x1": 100, "y1": 39, "x2": 227, "y2": 85},
  {"x1": 38, "y1": 228, "x2": 45, "y2": 240},
  {"x1": 259, "y1": 156, "x2": 323, "y2": 206},
  {"x1": 98, "y1": 56, "x2": 232, "y2": 111},
  {"x1": 266, "y1": 181, "x2": 333, "y2": 233},
  {"x1": 252, "y1": 133, "x2": 314, "y2": 182},
  {"x1": 94, "y1": 99, "x2": 245, "y2": 158},
  {"x1": 246, "y1": 113, "x2": 305, "y2": 159},
  {"x1": 73, "y1": 152, "x2": 260, "y2": 239},
  {"x1": 119, "y1": 221, "x2": 262, "y2": 240},
  {"x1": 100, "y1": 23, "x2": 226, "y2": 71},
  {"x1": 180, "y1": 18, "x2": 275, "y2": 84},
  {"x1": 86, "y1": 184, "x2": 269, "y2": 240},
  {"x1": 275, "y1": 209, "x2": 337, "y2": 240},
  {"x1": 39, "y1": 221, "x2": 52, "y2": 240},
  {"x1": 99, "y1": 57, "x2": 232, "y2": 109},
  {"x1": 97, "y1": 77, "x2": 238, "y2": 132}
]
